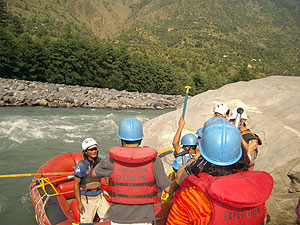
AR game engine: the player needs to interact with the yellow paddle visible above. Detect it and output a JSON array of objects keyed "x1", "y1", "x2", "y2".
[
  {"x1": 157, "y1": 146, "x2": 173, "y2": 154},
  {"x1": 0, "y1": 172, "x2": 73, "y2": 178},
  {"x1": 182, "y1": 86, "x2": 191, "y2": 119},
  {"x1": 0, "y1": 147, "x2": 175, "y2": 178}
]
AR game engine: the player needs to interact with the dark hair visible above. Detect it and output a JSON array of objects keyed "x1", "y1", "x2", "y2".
[
  {"x1": 122, "y1": 139, "x2": 142, "y2": 145},
  {"x1": 190, "y1": 148, "x2": 251, "y2": 177},
  {"x1": 82, "y1": 150, "x2": 99, "y2": 162},
  {"x1": 183, "y1": 145, "x2": 197, "y2": 150}
]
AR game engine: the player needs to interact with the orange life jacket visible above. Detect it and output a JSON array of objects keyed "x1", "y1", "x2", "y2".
[
  {"x1": 173, "y1": 171, "x2": 273, "y2": 225},
  {"x1": 241, "y1": 129, "x2": 262, "y2": 145},
  {"x1": 108, "y1": 146, "x2": 158, "y2": 205}
]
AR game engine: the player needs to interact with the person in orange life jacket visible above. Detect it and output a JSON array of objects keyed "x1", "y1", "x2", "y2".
[
  {"x1": 73, "y1": 138, "x2": 110, "y2": 223},
  {"x1": 213, "y1": 102, "x2": 230, "y2": 119},
  {"x1": 166, "y1": 117, "x2": 273, "y2": 225},
  {"x1": 92, "y1": 118, "x2": 176, "y2": 225},
  {"x1": 228, "y1": 108, "x2": 262, "y2": 163}
]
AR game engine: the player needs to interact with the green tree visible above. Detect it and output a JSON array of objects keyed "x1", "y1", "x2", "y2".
[
  {"x1": 15, "y1": 33, "x2": 48, "y2": 81},
  {"x1": 0, "y1": 0, "x2": 8, "y2": 28},
  {"x1": 0, "y1": 27, "x2": 18, "y2": 78},
  {"x1": 231, "y1": 64, "x2": 256, "y2": 82}
]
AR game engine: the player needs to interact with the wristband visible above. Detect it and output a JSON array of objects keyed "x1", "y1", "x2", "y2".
[{"x1": 247, "y1": 154, "x2": 252, "y2": 161}]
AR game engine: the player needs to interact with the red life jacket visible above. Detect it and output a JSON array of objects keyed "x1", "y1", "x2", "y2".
[
  {"x1": 178, "y1": 170, "x2": 273, "y2": 225},
  {"x1": 108, "y1": 146, "x2": 158, "y2": 205}
]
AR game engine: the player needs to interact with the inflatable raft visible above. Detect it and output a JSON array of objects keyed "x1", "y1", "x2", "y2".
[{"x1": 29, "y1": 153, "x2": 172, "y2": 225}]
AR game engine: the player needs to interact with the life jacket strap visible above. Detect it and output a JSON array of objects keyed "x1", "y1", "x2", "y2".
[
  {"x1": 110, "y1": 181, "x2": 156, "y2": 186},
  {"x1": 109, "y1": 192, "x2": 157, "y2": 199}
]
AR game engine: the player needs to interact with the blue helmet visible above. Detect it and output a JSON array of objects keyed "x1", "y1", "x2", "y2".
[
  {"x1": 196, "y1": 128, "x2": 203, "y2": 139},
  {"x1": 170, "y1": 154, "x2": 192, "y2": 170},
  {"x1": 180, "y1": 133, "x2": 198, "y2": 146},
  {"x1": 199, "y1": 117, "x2": 242, "y2": 166},
  {"x1": 117, "y1": 118, "x2": 144, "y2": 141},
  {"x1": 203, "y1": 116, "x2": 222, "y2": 130}
]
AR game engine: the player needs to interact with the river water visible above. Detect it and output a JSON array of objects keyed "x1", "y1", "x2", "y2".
[{"x1": 0, "y1": 107, "x2": 172, "y2": 225}]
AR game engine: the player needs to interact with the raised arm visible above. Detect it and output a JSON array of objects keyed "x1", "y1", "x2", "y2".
[{"x1": 172, "y1": 117, "x2": 185, "y2": 156}]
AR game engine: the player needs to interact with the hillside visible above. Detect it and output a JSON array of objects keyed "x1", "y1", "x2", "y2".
[
  {"x1": 116, "y1": 0, "x2": 300, "y2": 77},
  {"x1": 6, "y1": 0, "x2": 132, "y2": 38},
  {"x1": 2, "y1": 0, "x2": 300, "y2": 95}
]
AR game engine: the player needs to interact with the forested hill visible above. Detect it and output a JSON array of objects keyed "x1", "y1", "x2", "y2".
[{"x1": 1, "y1": 0, "x2": 300, "y2": 96}]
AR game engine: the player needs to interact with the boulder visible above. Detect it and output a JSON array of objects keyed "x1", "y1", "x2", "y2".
[{"x1": 143, "y1": 76, "x2": 300, "y2": 225}]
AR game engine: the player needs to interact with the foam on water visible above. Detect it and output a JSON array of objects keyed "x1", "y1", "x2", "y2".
[
  {"x1": 63, "y1": 139, "x2": 75, "y2": 143},
  {"x1": 106, "y1": 113, "x2": 115, "y2": 118},
  {"x1": 0, "y1": 114, "x2": 120, "y2": 144},
  {"x1": 0, "y1": 118, "x2": 53, "y2": 143},
  {"x1": 0, "y1": 107, "x2": 172, "y2": 225}
]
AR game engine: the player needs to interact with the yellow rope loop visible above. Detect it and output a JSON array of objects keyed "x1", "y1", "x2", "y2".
[{"x1": 37, "y1": 177, "x2": 59, "y2": 196}]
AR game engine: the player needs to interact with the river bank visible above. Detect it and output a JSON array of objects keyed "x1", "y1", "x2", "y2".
[{"x1": 0, "y1": 78, "x2": 185, "y2": 109}]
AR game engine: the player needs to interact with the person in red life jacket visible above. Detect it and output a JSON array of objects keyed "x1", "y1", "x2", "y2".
[
  {"x1": 73, "y1": 138, "x2": 110, "y2": 223},
  {"x1": 228, "y1": 108, "x2": 262, "y2": 163},
  {"x1": 92, "y1": 118, "x2": 175, "y2": 225},
  {"x1": 166, "y1": 117, "x2": 273, "y2": 225},
  {"x1": 213, "y1": 102, "x2": 230, "y2": 119}
]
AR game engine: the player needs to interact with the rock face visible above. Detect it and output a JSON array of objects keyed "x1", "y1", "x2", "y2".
[
  {"x1": 143, "y1": 76, "x2": 300, "y2": 225},
  {"x1": 0, "y1": 78, "x2": 184, "y2": 109}
]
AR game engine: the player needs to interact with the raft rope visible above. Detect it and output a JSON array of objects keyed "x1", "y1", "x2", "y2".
[{"x1": 33, "y1": 176, "x2": 74, "y2": 225}]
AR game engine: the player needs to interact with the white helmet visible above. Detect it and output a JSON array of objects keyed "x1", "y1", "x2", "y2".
[
  {"x1": 82, "y1": 138, "x2": 97, "y2": 151},
  {"x1": 213, "y1": 102, "x2": 229, "y2": 116},
  {"x1": 228, "y1": 108, "x2": 248, "y2": 120}
]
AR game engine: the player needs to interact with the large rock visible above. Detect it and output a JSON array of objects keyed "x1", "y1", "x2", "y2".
[{"x1": 143, "y1": 76, "x2": 300, "y2": 225}]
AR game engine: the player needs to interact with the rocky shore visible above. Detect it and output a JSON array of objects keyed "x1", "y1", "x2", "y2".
[{"x1": 0, "y1": 78, "x2": 185, "y2": 109}]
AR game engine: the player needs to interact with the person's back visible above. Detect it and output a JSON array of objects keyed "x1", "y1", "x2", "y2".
[
  {"x1": 167, "y1": 117, "x2": 273, "y2": 225},
  {"x1": 93, "y1": 118, "x2": 172, "y2": 225}
]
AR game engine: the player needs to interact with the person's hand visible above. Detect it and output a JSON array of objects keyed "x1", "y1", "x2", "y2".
[
  {"x1": 247, "y1": 139, "x2": 258, "y2": 156},
  {"x1": 77, "y1": 202, "x2": 85, "y2": 214},
  {"x1": 179, "y1": 117, "x2": 185, "y2": 128},
  {"x1": 193, "y1": 151, "x2": 201, "y2": 159}
]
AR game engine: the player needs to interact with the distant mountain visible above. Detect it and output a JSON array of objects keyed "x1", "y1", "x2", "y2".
[
  {"x1": 7, "y1": 0, "x2": 134, "y2": 38},
  {"x1": 5, "y1": 0, "x2": 300, "y2": 92},
  {"x1": 116, "y1": 0, "x2": 300, "y2": 75}
]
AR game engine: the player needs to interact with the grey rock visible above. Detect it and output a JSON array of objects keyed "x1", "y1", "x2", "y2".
[
  {"x1": 5, "y1": 91, "x2": 14, "y2": 96},
  {"x1": 3, "y1": 96, "x2": 13, "y2": 103},
  {"x1": 287, "y1": 161, "x2": 300, "y2": 193},
  {"x1": 0, "y1": 77, "x2": 184, "y2": 109},
  {"x1": 38, "y1": 99, "x2": 48, "y2": 107},
  {"x1": 65, "y1": 96, "x2": 74, "y2": 104},
  {"x1": 17, "y1": 95, "x2": 26, "y2": 103},
  {"x1": 153, "y1": 103, "x2": 163, "y2": 109},
  {"x1": 104, "y1": 94, "x2": 114, "y2": 103},
  {"x1": 143, "y1": 76, "x2": 300, "y2": 225},
  {"x1": 107, "y1": 102, "x2": 120, "y2": 110},
  {"x1": 16, "y1": 84, "x2": 25, "y2": 91}
]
